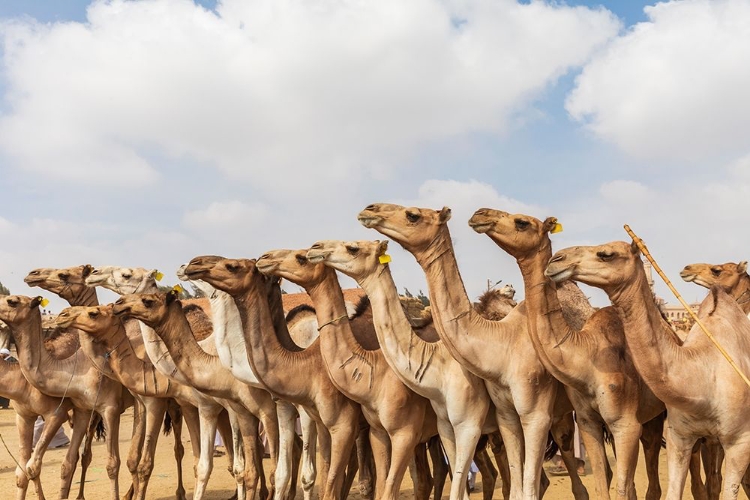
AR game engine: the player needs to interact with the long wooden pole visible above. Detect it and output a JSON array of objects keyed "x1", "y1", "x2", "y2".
[{"x1": 624, "y1": 224, "x2": 750, "y2": 389}]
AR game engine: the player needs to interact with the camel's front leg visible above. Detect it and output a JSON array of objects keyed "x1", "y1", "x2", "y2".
[
  {"x1": 494, "y1": 410, "x2": 524, "y2": 500},
  {"x1": 610, "y1": 420, "x2": 641, "y2": 500},
  {"x1": 450, "y1": 422, "x2": 482, "y2": 500},
  {"x1": 101, "y1": 408, "x2": 122, "y2": 500},
  {"x1": 473, "y1": 440, "x2": 497, "y2": 500},
  {"x1": 411, "y1": 442, "x2": 432, "y2": 500},
  {"x1": 134, "y1": 397, "x2": 168, "y2": 500},
  {"x1": 257, "y1": 406, "x2": 280, "y2": 499},
  {"x1": 15, "y1": 414, "x2": 37, "y2": 500},
  {"x1": 663, "y1": 425, "x2": 697, "y2": 500},
  {"x1": 368, "y1": 426, "x2": 390, "y2": 500},
  {"x1": 320, "y1": 409, "x2": 359, "y2": 500},
  {"x1": 274, "y1": 401, "x2": 299, "y2": 500},
  {"x1": 640, "y1": 415, "x2": 664, "y2": 500},
  {"x1": 702, "y1": 441, "x2": 723, "y2": 500},
  {"x1": 720, "y1": 441, "x2": 750, "y2": 500},
  {"x1": 427, "y1": 435, "x2": 449, "y2": 499},
  {"x1": 180, "y1": 403, "x2": 201, "y2": 477},
  {"x1": 168, "y1": 403, "x2": 187, "y2": 500},
  {"x1": 488, "y1": 432, "x2": 510, "y2": 500},
  {"x1": 576, "y1": 413, "x2": 611, "y2": 500},
  {"x1": 688, "y1": 442, "x2": 708, "y2": 500},
  {"x1": 194, "y1": 403, "x2": 223, "y2": 500},
  {"x1": 58, "y1": 408, "x2": 92, "y2": 500},
  {"x1": 354, "y1": 424, "x2": 374, "y2": 500},
  {"x1": 550, "y1": 413, "x2": 588, "y2": 500},
  {"x1": 124, "y1": 399, "x2": 146, "y2": 500},
  {"x1": 299, "y1": 408, "x2": 319, "y2": 500}
]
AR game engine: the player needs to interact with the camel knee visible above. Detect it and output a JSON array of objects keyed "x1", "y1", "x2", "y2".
[
  {"x1": 106, "y1": 456, "x2": 121, "y2": 480},
  {"x1": 16, "y1": 467, "x2": 30, "y2": 489},
  {"x1": 61, "y1": 455, "x2": 78, "y2": 481},
  {"x1": 137, "y1": 458, "x2": 155, "y2": 483},
  {"x1": 197, "y1": 460, "x2": 214, "y2": 483}
]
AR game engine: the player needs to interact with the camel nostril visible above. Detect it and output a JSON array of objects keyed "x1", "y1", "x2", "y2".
[
  {"x1": 549, "y1": 254, "x2": 565, "y2": 264},
  {"x1": 365, "y1": 204, "x2": 376, "y2": 211}
]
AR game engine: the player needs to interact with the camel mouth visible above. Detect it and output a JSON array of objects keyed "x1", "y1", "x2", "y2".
[
  {"x1": 55, "y1": 317, "x2": 76, "y2": 329},
  {"x1": 175, "y1": 265, "x2": 189, "y2": 280},
  {"x1": 679, "y1": 270, "x2": 697, "y2": 282},
  {"x1": 24, "y1": 275, "x2": 46, "y2": 286},
  {"x1": 357, "y1": 214, "x2": 382, "y2": 228},
  {"x1": 545, "y1": 267, "x2": 574, "y2": 283},
  {"x1": 112, "y1": 304, "x2": 130, "y2": 316},
  {"x1": 255, "y1": 261, "x2": 277, "y2": 275},
  {"x1": 184, "y1": 267, "x2": 208, "y2": 279},
  {"x1": 468, "y1": 221, "x2": 493, "y2": 234},
  {"x1": 306, "y1": 251, "x2": 328, "y2": 264}
]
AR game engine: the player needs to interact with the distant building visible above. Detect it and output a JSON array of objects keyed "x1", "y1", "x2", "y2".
[{"x1": 643, "y1": 258, "x2": 699, "y2": 330}]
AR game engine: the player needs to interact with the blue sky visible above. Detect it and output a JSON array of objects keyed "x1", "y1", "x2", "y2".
[{"x1": 1, "y1": 0, "x2": 749, "y2": 311}]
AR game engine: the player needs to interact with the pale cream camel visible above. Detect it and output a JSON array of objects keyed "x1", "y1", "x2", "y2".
[
  {"x1": 358, "y1": 204, "x2": 587, "y2": 500},
  {"x1": 681, "y1": 261, "x2": 750, "y2": 317},
  {"x1": 53, "y1": 304, "x2": 243, "y2": 500},
  {"x1": 545, "y1": 240, "x2": 750, "y2": 500},
  {"x1": 0, "y1": 294, "x2": 132, "y2": 500},
  {"x1": 25, "y1": 266, "x2": 191, "y2": 500},
  {"x1": 111, "y1": 293, "x2": 281, "y2": 500},
  {"x1": 468, "y1": 208, "x2": 669, "y2": 500},
  {"x1": 83, "y1": 266, "x2": 278, "y2": 500},
  {"x1": 306, "y1": 240, "x2": 507, "y2": 500},
  {"x1": 256, "y1": 248, "x2": 442, "y2": 500},
  {"x1": 184, "y1": 256, "x2": 363, "y2": 500},
  {"x1": 0, "y1": 357, "x2": 80, "y2": 500}
]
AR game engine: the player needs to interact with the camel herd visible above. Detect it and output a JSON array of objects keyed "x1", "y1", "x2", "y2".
[{"x1": 1, "y1": 203, "x2": 750, "y2": 500}]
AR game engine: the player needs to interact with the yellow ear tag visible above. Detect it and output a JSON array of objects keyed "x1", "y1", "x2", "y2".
[
  {"x1": 172, "y1": 285, "x2": 184, "y2": 294},
  {"x1": 154, "y1": 271, "x2": 164, "y2": 282},
  {"x1": 551, "y1": 223, "x2": 563, "y2": 234},
  {"x1": 40, "y1": 298, "x2": 49, "y2": 308},
  {"x1": 379, "y1": 254, "x2": 392, "y2": 264}
]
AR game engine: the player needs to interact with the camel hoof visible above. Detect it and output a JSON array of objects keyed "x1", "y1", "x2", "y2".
[{"x1": 227, "y1": 493, "x2": 238, "y2": 500}]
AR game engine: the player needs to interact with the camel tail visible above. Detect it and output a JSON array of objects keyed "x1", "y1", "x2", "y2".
[
  {"x1": 94, "y1": 415, "x2": 106, "y2": 442},
  {"x1": 602, "y1": 425, "x2": 614, "y2": 447},
  {"x1": 163, "y1": 407, "x2": 182, "y2": 436},
  {"x1": 544, "y1": 432, "x2": 559, "y2": 462}
]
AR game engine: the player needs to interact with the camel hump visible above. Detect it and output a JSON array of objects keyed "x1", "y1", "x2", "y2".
[
  {"x1": 556, "y1": 280, "x2": 595, "y2": 332},
  {"x1": 694, "y1": 286, "x2": 750, "y2": 348}
]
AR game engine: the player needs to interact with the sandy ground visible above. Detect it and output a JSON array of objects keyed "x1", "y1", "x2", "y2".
[{"x1": 0, "y1": 407, "x2": 747, "y2": 499}]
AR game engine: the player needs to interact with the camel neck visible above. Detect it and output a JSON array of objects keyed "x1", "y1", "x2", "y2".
[
  {"x1": 606, "y1": 264, "x2": 686, "y2": 403},
  {"x1": 151, "y1": 302, "x2": 233, "y2": 398},
  {"x1": 62, "y1": 285, "x2": 99, "y2": 307},
  {"x1": 360, "y1": 265, "x2": 441, "y2": 394},
  {"x1": 306, "y1": 271, "x2": 378, "y2": 398},
  {"x1": 517, "y1": 240, "x2": 590, "y2": 388},
  {"x1": 731, "y1": 276, "x2": 750, "y2": 315},
  {"x1": 0, "y1": 358, "x2": 30, "y2": 401}
]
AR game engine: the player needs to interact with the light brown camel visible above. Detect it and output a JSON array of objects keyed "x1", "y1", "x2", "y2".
[
  {"x1": 681, "y1": 261, "x2": 750, "y2": 316},
  {"x1": 306, "y1": 240, "x2": 516, "y2": 500},
  {"x1": 468, "y1": 208, "x2": 669, "y2": 500},
  {"x1": 473, "y1": 288, "x2": 517, "y2": 321},
  {"x1": 545, "y1": 240, "x2": 750, "y2": 500},
  {"x1": 82, "y1": 266, "x2": 279, "y2": 500},
  {"x1": 0, "y1": 294, "x2": 131, "y2": 500},
  {"x1": 256, "y1": 248, "x2": 443, "y2": 500},
  {"x1": 358, "y1": 204, "x2": 587, "y2": 500},
  {"x1": 0, "y1": 356, "x2": 79, "y2": 500},
  {"x1": 25, "y1": 266, "x2": 191, "y2": 500},
  {"x1": 111, "y1": 292, "x2": 281, "y2": 500},
  {"x1": 184, "y1": 256, "x2": 363, "y2": 500}
]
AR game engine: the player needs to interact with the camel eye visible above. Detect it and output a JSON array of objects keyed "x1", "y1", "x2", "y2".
[
  {"x1": 406, "y1": 212, "x2": 420, "y2": 223},
  {"x1": 596, "y1": 251, "x2": 615, "y2": 261},
  {"x1": 296, "y1": 255, "x2": 307, "y2": 265},
  {"x1": 7, "y1": 298, "x2": 19, "y2": 307},
  {"x1": 345, "y1": 245, "x2": 360, "y2": 255},
  {"x1": 514, "y1": 219, "x2": 530, "y2": 230},
  {"x1": 142, "y1": 299, "x2": 154, "y2": 308},
  {"x1": 711, "y1": 268, "x2": 722, "y2": 277},
  {"x1": 121, "y1": 273, "x2": 132, "y2": 280},
  {"x1": 59, "y1": 272, "x2": 70, "y2": 281},
  {"x1": 88, "y1": 311, "x2": 99, "y2": 318},
  {"x1": 225, "y1": 263, "x2": 239, "y2": 272}
]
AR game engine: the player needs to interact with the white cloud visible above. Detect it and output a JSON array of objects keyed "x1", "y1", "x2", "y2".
[
  {"x1": 0, "y1": 0, "x2": 619, "y2": 195},
  {"x1": 183, "y1": 200, "x2": 268, "y2": 232},
  {"x1": 566, "y1": 0, "x2": 750, "y2": 162}
]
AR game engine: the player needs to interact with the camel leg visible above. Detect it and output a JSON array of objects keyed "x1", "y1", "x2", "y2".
[
  {"x1": 341, "y1": 437, "x2": 360, "y2": 500},
  {"x1": 411, "y1": 442, "x2": 433, "y2": 500},
  {"x1": 473, "y1": 442, "x2": 497, "y2": 500},
  {"x1": 355, "y1": 425, "x2": 375, "y2": 500},
  {"x1": 299, "y1": 409, "x2": 319, "y2": 500},
  {"x1": 100, "y1": 408, "x2": 122, "y2": 500},
  {"x1": 494, "y1": 412, "x2": 525, "y2": 500},
  {"x1": 369, "y1": 427, "x2": 390, "y2": 500},
  {"x1": 448, "y1": 420, "x2": 482, "y2": 500},
  {"x1": 75, "y1": 414, "x2": 100, "y2": 500},
  {"x1": 663, "y1": 426, "x2": 696, "y2": 500},
  {"x1": 382, "y1": 430, "x2": 423, "y2": 500},
  {"x1": 180, "y1": 404, "x2": 201, "y2": 478},
  {"x1": 124, "y1": 399, "x2": 146, "y2": 500},
  {"x1": 720, "y1": 441, "x2": 750, "y2": 500},
  {"x1": 488, "y1": 432, "x2": 510, "y2": 500},
  {"x1": 741, "y1": 466, "x2": 750, "y2": 498},
  {"x1": 689, "y1": 442, "x2": 708, "y2": 500},
  {"x1": 258, "y1": 409, "x2": 280, "y2": 500},
  {"x1": 702, "y1": 442, "x2": 723, "y2": 500},
  {"x1": 428, "y1": 435, "x2": 449, "y2": 500},
  {"x1": 15, "y1": 414, "x2": 37, "y2": 500},
  {"x1": 640, "y1": 416, "x2": 664, "y2": 500},
  {"x1": 59, "y1": 409, "x2": 92, "y2": 499},
  {"x1": 576, "y1": 416, "x2": 611, "y2": 500},
  {"x1": 194, "y1": 404, "x2": 223, "y2": 500},
  {"x1": 610, "y1": 421, "x2": 641, "y2": 500},
  {"x1": 517, "y1": 411, "x2": 553, "y2": 500},
  {"x1": 236, "y1": 412, "x2": 264, "y2": 500},
  {"x1": 169, "y1": 404, "x2": 187, "y2": 500},
  {"x1": 320, "y1": 413, "x2": 359, "y2": 500},
  {"x1": 134, "y1": 398, "x2": 168, "y2": 500},
  {"x1": 550, "y1": 414, "x2": 588, "y2": 500},
  {"x1": 274, "y1": 401, "x2": 298, "y2": 500}
]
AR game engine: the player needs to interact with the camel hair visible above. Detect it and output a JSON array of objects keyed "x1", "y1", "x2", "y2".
[
  {"x1": 357, "y1": 203, "x2": 588, "y2": 500},
  {"x1": 468, "y1": 208, "x2": 670, "y2": 500},
  {"x1": 25, "y1": 266, "x2": 196, "y2": 500},
  {"x1": 83, "y1": 266, "x2": 279, "y2": 500},
  {"x1": 681, "y1": 261, "x2": 750, "y2": 317},
  {"x1": 256, "y1": 247, "x2": 446, "y2": 500},
  {"x1": 184, "y1": 255, "x2": 366, "y2": 500},
  {"x1": 545, "y1": 240, "x2": 750, "y2": 500},
  {"x1": 0, "y1": 294, "x2": 132, "y2": 500}
]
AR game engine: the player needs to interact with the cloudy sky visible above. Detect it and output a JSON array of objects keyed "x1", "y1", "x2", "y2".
[{"x1": 1, "y1": 0, "x2": 748, "y2": 310}]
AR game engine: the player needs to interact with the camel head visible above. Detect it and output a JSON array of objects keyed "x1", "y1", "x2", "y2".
[
  {"x1": 85, "y1": 266, "x2": 159, "y2": 294},
  {"x1": 680, "y1": 261, "x2": 749, "y2": 292},
  {"x1": 307, "y1": 240, "x2": 390, "y2": 281},
  {"x1": 55, "y1": 305, "x2": 119, "y2": 340},
  {"x1": 0, "y1": 295, "x2": 45, "y2": 326},
  {"x1": 257, "y1": 248, "x2": 330, "y2": 288},
  {"x1": 469, "y1": 208, "x2": 558, "y2": 258},
  {"x1": 545, "y1": 241, "x2": 641, "y2": 292},
  {"x1": 112, "y1": 291, "x2": 179, "y2": 327},
  {"x1": 176, "y1": 263, "x2": 217, "y2": 298},
  {"x1": 185, "y1": 255, "x2": 264, "y2": 294},
  {"x1": 25, "y1": 265, "x2": 95, "y2": 301},
  {"x1": 498, "y1": 283, "x2": 516, "y2": 299},
  {"x1": 358, "y1": 203, "x2": 452, "y2": 252}
]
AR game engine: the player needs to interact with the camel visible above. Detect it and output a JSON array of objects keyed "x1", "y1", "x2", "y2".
[
  {"x1": 473, "y1": 287, "x2": 517, "y2": 321},
  {"x1": 468, "y1": 208, "x2": 669, "y2": 500},
  {"x1": 681, "y1": 261, "x2": 750, "y2": 317},
  {"x1": 0, "y1": 356, "x2": 83, "y2": 500},
  {"x1": 184, "y1": 255, "x2": 365, "y2": 500},
  {"x1": 82, "y1": 266, "x2": 278, "y2": 500},
  {"x1": 358, "y1": 204, "x2": 588, "y2": 500},
  {"x1": 25, "y1": 266, "x2": 193, "y2": 500},
  {"x1": 545, "y1": 240, "x2": 750, "y2": 500},
  {"x1": 255, "y1": 248, "x2": 445, "y2": 500},
  {"x1": 0, "y1": 294, "x2": 131, "y2": 500}
]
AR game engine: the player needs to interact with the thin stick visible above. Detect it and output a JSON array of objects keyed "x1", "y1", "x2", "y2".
[
  {"x1": 0, "y1": 433, "x2": 31, "y2": 479},
  {"x1": 624, "y1": 224, "x2": 750, "y2": 389}
]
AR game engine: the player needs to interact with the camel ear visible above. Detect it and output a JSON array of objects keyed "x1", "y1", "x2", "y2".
[
  {"x1": 438, "y1": 207, "x2": 452, "y2": 224},
  {"x1": 542, "y1": 217, "x2": 558, "y2": 233},
  {"x1": 82, "y1": 264, "x2": 93, "y2": 278},
  {"x1": 738, "y1": 261, "x2": 748, "y2": 274},
  {"x1": 630, "y1": 240, "x2": 641, "y2": 256},
  {"x1": 30, "y1": 296, "x2": 43, "y2": 309},
  {"x1": 165, "y1": 290, "x2": 179, "y2": 305},
  {"x1": 378, "y1": 240, "x2": 389, "y2": 255}
]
